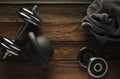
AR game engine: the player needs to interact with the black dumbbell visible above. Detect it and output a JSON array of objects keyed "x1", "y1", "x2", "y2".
[
  {"x1": 78, "y1": 47, "x2": 108, "y2": 78},
  {"x1": 25, "y1": 32, "x2": 54, "y2": 68},
  {"x1": 0, "y1": 5, "x2": 40, "y2": 59},
  {"x1": 14, "y1": 5, "x2": 40, "y2": 41}
]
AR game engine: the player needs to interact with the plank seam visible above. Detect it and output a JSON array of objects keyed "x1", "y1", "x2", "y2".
[{"x1": 0, "y1": 1, "x2": 91, "y2": 5}]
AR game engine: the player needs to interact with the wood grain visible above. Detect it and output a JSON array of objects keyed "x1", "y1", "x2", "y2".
[
  {"x1": 0, "y1": 1, "x2": 92, "y2": 5},
  {"x1": 0, "y1": 5, "x2": 88, "y2": 23},
  {"x1": 0, "y1": 0, "x2": 93, "y2": 3},
  {"x1": 0, "y1": 1, "x2": 119, "y2": 79},
  {"x1": 0, "y1": 0, "x2": 92, "y2": 1},
  {"x1": 0, "y1": 23, "x2": 119, "y2": 61},
  {"x1": 0, "y1": 41, "x2": 120, "y2": 61},
  {"x1": 0, "y1": 61, "x2": 119, "y2": 79},
  {"x1": 0, "y1": 22, "x2": 91, "y2": 41}
]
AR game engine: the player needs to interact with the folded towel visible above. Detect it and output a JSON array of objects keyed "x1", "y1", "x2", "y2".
[{"x1": 82, "y1": 0, "x2": 120, "y2": 43}]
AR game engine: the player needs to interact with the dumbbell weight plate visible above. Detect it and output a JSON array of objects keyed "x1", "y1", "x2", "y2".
[
  {"x1": 1, "y1": 37, "x2": 14, "y2": 45},
  {"x1": 20, "y1": 9, "x2": 40, "y2": 24},
  {"x1": 78, "y1": 47, "x2": 97, "y2": 68},
  {"x1": 19, "y1": 12, "x2": 38, "y2": 26},
  {"x1": 88, "y1": 57, "x2": 108, "y2": 78},
  {"x1": 0, "y1": 42, "x2": 12, "y2": 50},
  {"x1": 22, "y1": 8, "x2": 34, "y2": 15},
  {"x1": 22, "y1": 8, "x2": 40, "y2": 23},
  {"x1": 1, "y1": 37, "x2": 21, "y2": 52},
  {"x1": 0, "y1": 42, "x2": 19, "y2": 57},
  {"x1": 9, "y1": 44, "x2": 21, "y2": 52},
  {"x1": 37, "y1": 36, "x2": 54, "y2": 62},
  {"x1": 19, "y1": 8, "x2": 40, "y2": 26}
]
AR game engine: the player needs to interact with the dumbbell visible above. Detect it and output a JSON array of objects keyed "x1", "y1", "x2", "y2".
[
  {"x1": 25, "y1": 32, "x2": 54, "y2": 68},
  {"x1": 0, "y1": 5, "x2": 40, "y2": 59},
  {"x1": 78, "y1": 47, "x2": 108, "y2": 78}
]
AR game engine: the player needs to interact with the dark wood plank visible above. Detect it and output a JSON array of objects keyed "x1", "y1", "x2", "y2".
[
  {"x1": 0, "y1": 0, "x2": 92, "y2": 1},
  {"x1": 0, "y1": 22, "x2": 92, "y2": 42},
  {"x1": 0, "y1": 1, "x2": 91, "y2": 5},
  {"x1": 0, "y1": 1, "x2": 119, "y2": 79},
  {"x1": 52, "y1": 42, "x2": 120, "y2": 60},
  {"x1": 0, "y1": 41, "x2": 120, "y2": 61},
  {"x1": 0, "y1": 5, "x2": 88, "y2": 23},
  {"x1": 0, "y1": 61, "x2": 119, "y2": 79},
  {"x1": 0, "y1": 0, "x2": 93, "y2": 4},
  {"x1": 0, "y1": 23, "x2": 119, "y2": 60},
  {"x1": 0, "y1": 22, "x2": 119, "y2": 42}
]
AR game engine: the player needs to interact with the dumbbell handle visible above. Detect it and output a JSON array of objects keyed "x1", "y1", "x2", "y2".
[{"x1": 13, "y1": 5, "x2": 38, "y2": 42}]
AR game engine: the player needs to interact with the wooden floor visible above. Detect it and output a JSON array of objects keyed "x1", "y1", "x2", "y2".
[{"x1": 0, "y1": 0, "x2": 120, "y2": 79}]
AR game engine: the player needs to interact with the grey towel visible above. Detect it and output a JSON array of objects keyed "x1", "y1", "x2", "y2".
[{"x1": 82, "y1": 0, "x2": 120, "y2": 43}]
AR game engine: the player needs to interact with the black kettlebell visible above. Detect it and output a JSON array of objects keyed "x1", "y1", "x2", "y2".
[{"x1": 25, "y1": 32, "x2": 54, "y2": 68}]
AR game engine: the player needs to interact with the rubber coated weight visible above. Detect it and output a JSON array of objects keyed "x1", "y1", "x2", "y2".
[
  {"x1": 1, "y1": 37, "x2": 14, "y2": 45},
  {"x1": 20, "y1": 8, "x2": 39, "y2": 21},
  {"x1": 19, "y1": 12, "x2": 38, "y2": 26},
  {"x1": 22, "y1": 8, "x2": 34, "y2": 15},
  {"x1": 25, "y1": 32, "x2": 49, "y2": 67},
  {"x1": 0, "y1": 37, "x2": 20, "y2": 59},
  {"x1": 88, "y1": 57, "x2": 108, "y2": 78},
  {"x1": 21, "y1": 8, "x2": 40, "y2": 23},
  {"x1": 9, "y1": 44, "x2": 21, "y2": 52},
  {"x1": 19, "y1": 8, "x2": 40, "y2": 26},
  {"x1": 0, "y1": 42, "x2": 19, "y2": 57},
  {"x1": 0, "y1": 37, "x2": 21, "y2": 52},
  {"x1": 0, "y1": 42, "x2": 12, "y2": 50},
  {"x1": 37, "y1": 36, "x2": 54, "y2": 61},
  {"x1": 78, "y1": 47, "x2": 97, "y2": 68}
]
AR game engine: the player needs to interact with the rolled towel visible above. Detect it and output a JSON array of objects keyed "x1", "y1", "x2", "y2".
[{"x1": 82, "y1": 0, "x2": 120, "y2": 43}]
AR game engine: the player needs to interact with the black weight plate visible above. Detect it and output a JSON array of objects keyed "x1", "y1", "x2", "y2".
[
  {"x1": 25, "y1": 32, "x2": 48, "y2": 67},
  {"x1": 19, "y1": 8, "x2": 40, "y2": 26},
  {"x1": 0, "y1": 42, "x2": 12, "y2": 50},
  {"x1": 21, "y1": 9, "x2": 40, "y2": 24},
  {"x1": 78, "y1": 47, "x2": 97, "y2": 68},
  {"x1": 1, "y1": 37, "x2": 21, "y2": 52},
  {"x1": 21, "y1": 8, "x2": 40, "y2": 23},
  {"x1": 0, "y1": 42, "x2": 19, "y2": 56},
  {"x1": 29, "y1": 15, "x2": 40, "y2": 24},
  {"x1": 19, "y1": 12, "x2": 38, "y2": 26},
  {"x1": 37, "y1": 36, "x2": 54, "y2": 62},
  {"x1": 9, "y1": 44, "x2": 21, "y2": 52},
  {"x1": 25, "y1": 18, "x2": 38, "y2": 26},
  {"x1": 19, "y1": 12, "x2": 37, "y2": 26},
  {"x1": 21, "y1": 8, "x2": 34, "y2": 15},
  {"x1": 1, "y1": 37, "x2": 14, "y2": 45},
  {"x1": 88, "y1": 57, "x2": 108, "y2": 78}
]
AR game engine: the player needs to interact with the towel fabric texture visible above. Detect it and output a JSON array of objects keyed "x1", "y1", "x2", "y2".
[{"x1": 82, "y1": 0, "x2": 120, "y2": 43}]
